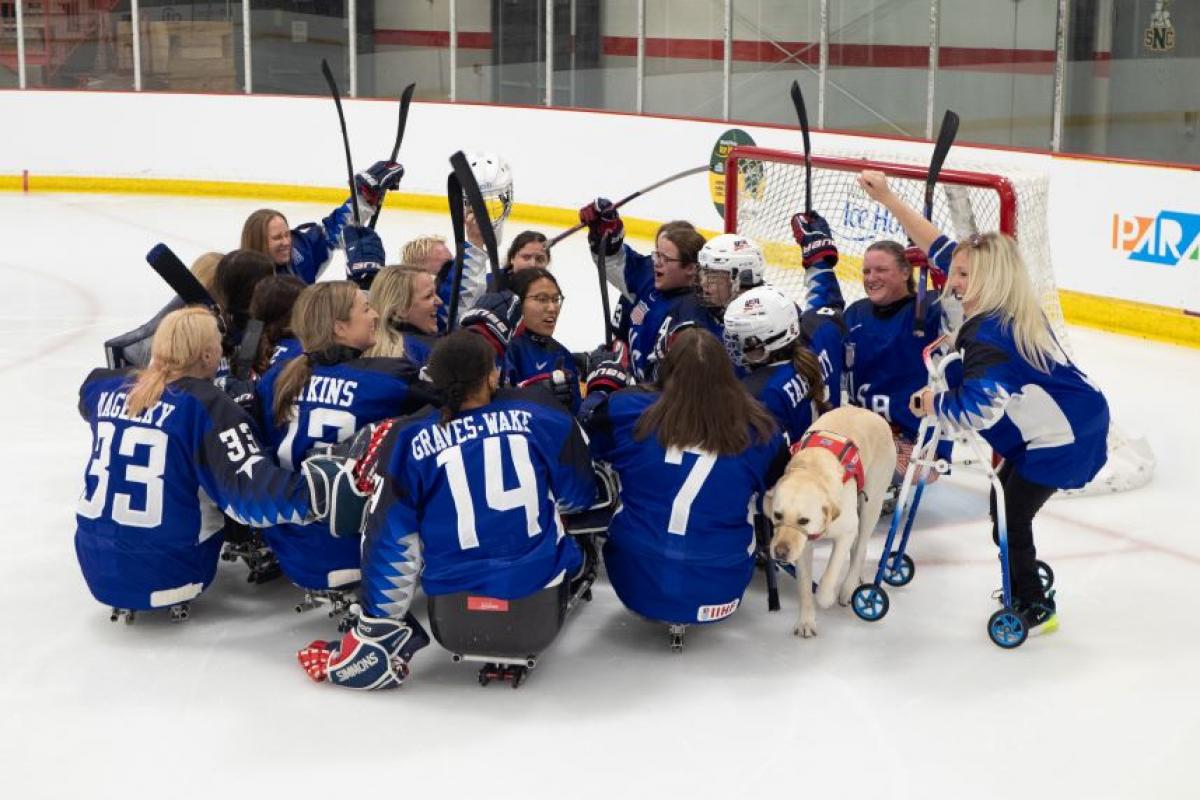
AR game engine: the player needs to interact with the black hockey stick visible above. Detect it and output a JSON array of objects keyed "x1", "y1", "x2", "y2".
[
  {"x1": 445, "y1": 172, "x2": 467, "y2": 332},
  {"x1": 368, "y1": 82, "x2": 417, "y2": 231},
  {"x1": 913, "y1": 109, "x2": 960, "y2": 337},
  {"x1": 450, "y1": 150, "x2": 504, "y2": 292},
  {"x1": 232, "y1": 319, "x2": 264, "y2": 380},
  {"x1": 755, "y1": 514, "x2": 781, "y2": 612},
  {"x1": 548, "y1": 165, "x2": 707, "y2": 248},
  {"x1": 790, "y1": 80, "x2": 813, "y2": 215},
  {"x1": 146, "y1": 243, "x2": 217, "y2": 309},
  {"x1": 320, "y1": 58, "x2": 362, "y2": 228},
  {"x1": 596, "y1": 233, "x2": 614, "y2": 348}
]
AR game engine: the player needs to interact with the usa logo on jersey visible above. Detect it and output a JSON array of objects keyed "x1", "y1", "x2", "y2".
[{"x1": 630, "y1": 300, "x2": 648, "y2": 326}]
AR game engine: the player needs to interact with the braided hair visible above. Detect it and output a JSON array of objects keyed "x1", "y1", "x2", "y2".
[{"x1": 426, "y1": 330, "x2": 496, "y2": 426}]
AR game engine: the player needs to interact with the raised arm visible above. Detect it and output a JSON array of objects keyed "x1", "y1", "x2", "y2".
[{"x1": 857, "y1": 170, "x2": 942, "y2": 254}]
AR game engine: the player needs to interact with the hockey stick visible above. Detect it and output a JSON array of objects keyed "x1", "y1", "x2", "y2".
[
  {"x1": 450, "y1": 150, "x2": 504, "y2": 292},
  {"x1": 368, "y1": 82, "x2": 417, "y2": 231},
  {"x1": 232, "y1": 319, "x2": 264, "y2": 380},
  {"x1": 596, "y1": 233, "x2": 613, "y2": 348},
  {"x1": 913, "y1": 109, "x2": 960, "y2": 337},
  {"x1": 320, "y1": 58, "x2": 362, "y2": 228},
  {"x1": 547, "y1": 164, "x2": 708, "y2": 248},
  {"x1": 147, "y1": 243, "x2": 217, "y2": 309},
  {"x1": 445, "y1": 172, "x2": 466, "y2": 332},
  {"x1": 790, "y1": 80, "x2": 813, "y2": 216}
]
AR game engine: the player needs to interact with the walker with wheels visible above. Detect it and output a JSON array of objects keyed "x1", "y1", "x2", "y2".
[{"x1": 849, "y1": 336, "x2": 1053, "y2": 648}]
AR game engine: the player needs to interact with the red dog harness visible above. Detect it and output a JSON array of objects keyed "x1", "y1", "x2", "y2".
[{"x1": 790, "y1": 430, "x2": 866, "y2": 493}]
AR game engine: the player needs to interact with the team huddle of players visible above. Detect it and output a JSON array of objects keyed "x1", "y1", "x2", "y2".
[{"x1": 74, "y1": 154, "x2": 1109, "y2": 690}]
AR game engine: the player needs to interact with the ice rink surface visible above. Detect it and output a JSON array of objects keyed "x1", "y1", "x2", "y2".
[{"x1": 1, "y1": 192, "x2": 1197, "y2": 799}]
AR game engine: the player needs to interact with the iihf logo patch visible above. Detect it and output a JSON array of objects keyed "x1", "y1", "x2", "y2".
[
  {"x1": 697, "y1": 599, "x2": 740, "y2": 621},
  {"x1": 743, "y1": 297, "x2": 763, "y2": 312}
]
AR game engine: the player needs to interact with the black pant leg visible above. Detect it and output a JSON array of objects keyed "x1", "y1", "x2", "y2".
[{"x1": 990, "y1": 461, "x2": 1057, "y2": 603}]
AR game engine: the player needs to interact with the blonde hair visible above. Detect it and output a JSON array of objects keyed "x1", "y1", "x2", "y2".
[
  {"x1": 125, "y1": 307, "x2": 220, "y2": 417},
  {"x1": 401, "y1": 235, "x2": 447, "y2": 269},
  {"x1": 241, "y1": 209, "x2": 288, "y2": 261},
  {"x1": 366, "y1": 265, "x2": 428, "y2": 358},
  {"x1": 272, "y1": 281, "x2": 360, "y2": 423},
  {"x1": 190, "y1": 252, "x2": 224, "y2": 301},
  {"x1": 959, "y1": 232, "x2": 1060, "y2": 374}
]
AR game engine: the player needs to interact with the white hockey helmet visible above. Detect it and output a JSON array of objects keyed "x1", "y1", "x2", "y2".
[
  {"x1": 722, "y1": 285, "x2": 801, "y2": 368},
  {"x1": 696, "y1": 233, "x2": 765, "y2": 308},
  {"x1": 464, "y1": 150, "x2": 514, "y2": 228}
]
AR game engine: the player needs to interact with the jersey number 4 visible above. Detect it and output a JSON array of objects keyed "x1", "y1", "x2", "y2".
[
  {"x1": 77, "y1": 422, "x2": 167, "y2": 528},
  {"x1": 437, "y1": 435, "x2": 541, "y2": 551}
]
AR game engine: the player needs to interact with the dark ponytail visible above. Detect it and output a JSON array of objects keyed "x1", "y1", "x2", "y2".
[
  {"x1": 791, "y1": 344, "x2": 832, "y2": 415},
  {"x1": 427, "y1": 330, "x2": 496, "y2": 425}
]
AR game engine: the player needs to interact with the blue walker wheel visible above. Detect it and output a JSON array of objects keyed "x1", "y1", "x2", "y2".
[
  {"x1": 988, "y1": 607, "x2": 1028, "y2": 649},
  {"x1": 882, "y1": 553, "x2": 915, "y2": 587},
  {"x1": 851, "y1": 584, "x2": 889, "y2": 622},
  {"x1": 1036, "y1": 560, "x2": 1055, "y2": 591}
]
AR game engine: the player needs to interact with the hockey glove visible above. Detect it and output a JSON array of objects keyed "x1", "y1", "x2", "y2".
[
  {"x1": 354, "y1": 160, "x2": 405, "y2": 211},
  {"x1": 791, "y1": 211, "x2": 839, "y2": 269},
  {"x1": 298, "y1": 611, "x2": 430, "y2": 690},
  {"x1": 300, "y1": 454, "x2": 372, "y2": 537},
  {"x1": 579, "y1": 197, "x2": 625, "y2": 256},
  {"x1": 519, "y1": 361, "x2": 576, "y2": 408},
  {"x1": 586, "y1": 348, "x2": 633, "y2": 396},
  {"x1": 461, "y1": 305, "x2": 512, "y2": 359},
  {"x1": 584, "y1": 339, "x2": 631, "y2": 375},
  {"x1": 341, "y1": 225, "x2": 386, "y2": 289},
  {"x1": 904, "y1": 245, "x2": 946, "y2": 291}
]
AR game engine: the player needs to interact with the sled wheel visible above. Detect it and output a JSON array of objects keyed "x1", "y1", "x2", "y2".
[
  {"x1": 988, "y1": 608, "x2": 1028, "y2": 649},
  {"x1": 1036, "y1": 560, "x2": 1054, "y2": 591},
  {"x1": 851, "y1": 584, "x2": 889, "y2": 622},
  {"x1": 882, "y1": 553, "x2": 915, "y2": 587}
]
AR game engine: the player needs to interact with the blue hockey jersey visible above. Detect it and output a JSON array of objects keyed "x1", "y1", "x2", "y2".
[
  {"x1": 281, "y1": 201, "x2": 357, "y2": 285},
  {"x1": 844, "y1": 294, "x2": 943, "y2": 441},
  {"x1": 257, "y1": 354, "x2": 435, "y2": 590},
  {"x1": 934, "y1": 313, "x2": 1109, "y2": 489},
  {"x1": 582, "y1": 388, "x2": 787, "y2": 624},
  {"x1": 616, "y1": 245, "x2": 722, "y2": 382},
  {"x1": 269, "y1": 336, "x2": 303, "y2": 368},
  {"x1": 503, "y1": 329, "x2": 582, "y2": 412},
  {"x1": 75, "y1": 369, "x2": 313, "y2": 610},
  {"x1": 359, "y1": 387, "x2": 596, "y2": 618}
]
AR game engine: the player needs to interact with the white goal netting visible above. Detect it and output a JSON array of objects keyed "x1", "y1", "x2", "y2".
[{"x1": 726, "y1": 146, "x2": 1153, "y2": 495}]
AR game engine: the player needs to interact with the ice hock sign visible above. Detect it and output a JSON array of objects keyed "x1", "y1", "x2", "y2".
[{"x1": 1144, "y1": 0, "x2": 1176, "y2": 53}]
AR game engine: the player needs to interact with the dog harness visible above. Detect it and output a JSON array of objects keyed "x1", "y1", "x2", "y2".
[{"x1": 791, "y1": 430, "x2": 866, "y2": 493}]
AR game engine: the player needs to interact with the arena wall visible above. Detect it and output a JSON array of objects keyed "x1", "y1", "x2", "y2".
[{"x1": 0, "y1": 89, "x2": 1196, "y2": 345}]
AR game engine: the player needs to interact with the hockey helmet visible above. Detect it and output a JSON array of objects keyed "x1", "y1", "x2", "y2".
[{"x1": 722, "y1": 285, "x2": 800, "y2": 368}]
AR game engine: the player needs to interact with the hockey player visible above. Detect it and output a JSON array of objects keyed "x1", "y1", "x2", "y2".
[
  {"x1": 822, "y1": 185, "x2": 945, "y2": 480},
  {"x1": 869, "y1": 175, "x2": 1110, "y2": 633},
  {"x1": 580, "y1": 327, "x2": 787, "y2": 629},
  {"x1": 257, "y1": 281, "x2": 435, "y2": 595},
  {"x1": 501, "y1": 268, "x2": 581, "y2": 412},
  {"x1": 694, "y1": 233, "x2": 765, "y2": 314},
  {"x1": 366, "y1": 265, "x2": 442, "y2": 366},
  {"x1": 249, "y1": 274, "x2": 306, "y2": 372},
  {"x1": 298, "y1": 330, "x2": 595, "y2": 690},
  {"x1": 240, "y1": 160, "x2": 404, "y2": 286},
  {"x1": 578, "y1": 200, "x2": 721, "y2": 383},
  {"x1": 75, "y1": 307, "x2": 330, "y2": 618},
  {"x1": 724, "y1": 286, "x2": 834, "y2": 445}
]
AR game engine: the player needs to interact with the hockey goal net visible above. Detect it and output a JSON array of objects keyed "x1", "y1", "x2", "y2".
[{"x1": 724, "y1": 146, "x2": 1153, "y2": 495}]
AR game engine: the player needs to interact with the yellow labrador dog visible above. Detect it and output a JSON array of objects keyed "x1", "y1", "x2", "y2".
[{"x1": 768, "y1": 406, "x2": 896, "y2": 637}]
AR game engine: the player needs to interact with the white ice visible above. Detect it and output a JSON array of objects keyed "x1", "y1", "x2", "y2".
[{"x1": 1, "y1": 192, "x2": 1197, "y2": 799}]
